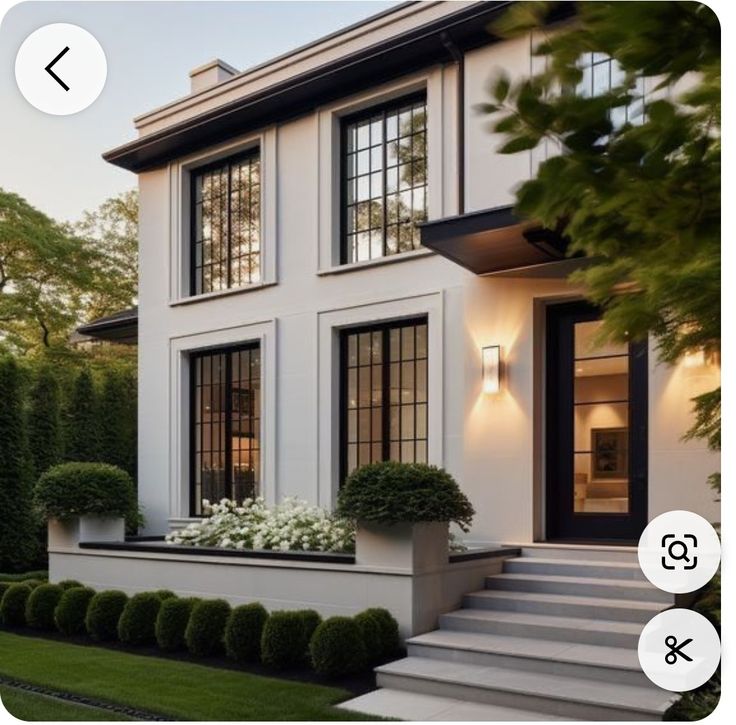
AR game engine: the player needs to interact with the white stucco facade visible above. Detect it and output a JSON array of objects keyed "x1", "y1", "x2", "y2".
[{"x1": 126, "y1": 0, "x2": 718, "y2": 545}]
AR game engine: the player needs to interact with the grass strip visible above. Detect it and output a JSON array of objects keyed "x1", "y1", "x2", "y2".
[
  {"x1": 0, "y1": 684, "x2": 131, "y2": 721},
  {"x1": 0, "y1": 632, "x2": 374, "y2": 720}
]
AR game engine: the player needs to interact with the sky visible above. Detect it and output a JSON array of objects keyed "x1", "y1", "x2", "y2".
[{"x1": 0, "y1": 0, "x2": 399, "y2": 222}]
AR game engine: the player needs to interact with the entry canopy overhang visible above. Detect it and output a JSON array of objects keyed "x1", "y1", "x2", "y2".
[
  {"x1": 77, "y1": 307, "x2": 138, "y2": 344},
  {"x1": 419, "y1": 206, "x2": 581, "y2": 277}
]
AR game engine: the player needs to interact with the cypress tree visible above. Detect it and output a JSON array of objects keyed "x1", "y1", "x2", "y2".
[
  {"x1": 65, "y1": 367, "x2": 99, "y2": 462},
  {"x1": 27, "y1": 366, "x2": 63, "y2": 481},
  {"x1": 0, "y1": 357, "x2": 37, "y2": 572},
  {"x1": 99, "y1": 368, "x2": 137, "y2": 479}
]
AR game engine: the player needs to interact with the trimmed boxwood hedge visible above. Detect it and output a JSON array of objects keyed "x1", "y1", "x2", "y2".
[
  {"x1": 35, "y1": 462, "x2": 136, "y2": 521},
  {"x1": 86, "y1": 590, "x2": 128, "y2": 642},
  {"x1": 310, "y1": 617, "x2": 367, "y2": 676},
  {"x1": 296, "y1": 609, "x2": 322, "y2": 658},
  {"x1": 58, "y1": 579, "x2": 83, "y2": 591},
  {"x1": 261, "y1": 611, "x2": 308, "y2": 669},
  {"x1": 154, "y1": 589, "x2": 177, "y2": 601},
  {"x1": 25, "y1": 583, "x2": 64, "y2": 630},
  {"x1": 185, "y1": 599, "x2": 231, "y2": 656},
  {"x1": 22, "y1": 579, "x2": 44, "y2": 590},
  {"x1": 156, "y1": 597, "x2": 198, "y2": 652},
  {"x1": 0, "y1": 583, "x2": 32, "y2": 627},
  {"x1": 55, "y1": 586, "x2": 96, "y2": 635},
  {"x1": 354, "y1": 610, "x2": 383, "y2": 663},
  {"x1": 337, "y1": 461, "x2": 475, "y2": 530},
  {"x1": 361, "y1": 607, "x2": 399, "y2": 658},
  {"x1": 118, "y1": 592, "x2": 163, "y2": 645},
  {"x1": 0, "y1": 582, "x2": 10, "y2": 600},
  {"x1": 224, "y1": 603, "x2": 269, "y2": 662}
]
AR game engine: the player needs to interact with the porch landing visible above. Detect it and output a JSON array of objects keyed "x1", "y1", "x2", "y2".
[{"x1": 339, "y1": 544, "x2": 675, "y2": 721}]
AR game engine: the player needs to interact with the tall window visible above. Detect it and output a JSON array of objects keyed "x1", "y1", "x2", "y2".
[
  {"x1": 191, "y1": 151, "x2": 260, "y2": 295},
  {"x1": 190, "y1": 344, "x2": 261, "y2": 515},
  {"x1": 340, "y1": 317, "x2": 428, "y2": 481},
  {"x1": 342, "y1": 94, "x2": 427, "y2": 264}
]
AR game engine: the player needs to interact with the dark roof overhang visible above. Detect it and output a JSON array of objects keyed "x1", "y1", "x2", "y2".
[
  {"x1": 420, "y1": 206, "x2": 584, "y2": 277},
  {"x1": 105, "y1": 1, "x2": 565, "y2": 173},
  {"x1": 77, "y1": 307, "x2": 139, "y2": 344}
]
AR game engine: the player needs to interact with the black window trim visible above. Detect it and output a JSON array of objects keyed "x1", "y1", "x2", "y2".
[
  {"x1": 338, "y1": 314, "x2": 429, "y2": 486},
  {"x1": 189, "y1": 340, "x2": 261, "y2": 517},
  {"x1": 189, "y1": 147, "x2": 261, "y2": 297},
  {"x1": 339, "y1": 90, "x2": 428, "y2": 266}
]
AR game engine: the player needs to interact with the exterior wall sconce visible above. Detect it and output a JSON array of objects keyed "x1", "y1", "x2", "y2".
[{"x1": 482, "y1": 345, "x2": 502, "y2": 395}]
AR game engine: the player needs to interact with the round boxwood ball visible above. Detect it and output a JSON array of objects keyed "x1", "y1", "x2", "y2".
[
  {"x1": 261, "y1": 611, "x2": 309, "y2": 670},
  {"x1": 25, "y1": 583, "x2": 64, "y2": 630},
  {"x1": 154, "y1": 590, "x2": 177, "y2": 601},
  {"x1": 55, "y1": 586, "x2": 96, "y2": 636},
  {"x1": 118, "y1": 592, "x2": 163, "y2": 645},
  {"x1": 0, "y1": 582, "x2": 10, "y2": 600},
  {"x1": 22, "y1": 579, "x2": 44, "y2": 590},
  {"x1": 296, "y1": 609, "x2": 322, "y2": 653},
  {"x1": 85, "y1": 590, "x2": 128, "y2": 642},
  {"x1": 156, "y1": 597, "x2": 198, "y2": 652},
  {"x1": 310, "y1": 617, "x2": 368, "y2": 676},
  {"x1": 185, "y1": 599, "x2": 231, "y2": 657},
  {"x1": 225, "y1": 603, "x2": 269, "y2": 662},
  {"x1": 0, "y1": 584, "x2": 32, "y2": 627},
  {"x1": 58, "y1": 579, "x2": 84, "y2": 591},
  {"x1": 354, "y1": 610, "x2": 383, "y2": 663},
  {"x1": 361, "y1": 607, "x2": 400, "y2": 658}
]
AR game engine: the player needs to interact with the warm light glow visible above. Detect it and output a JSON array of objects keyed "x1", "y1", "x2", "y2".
[
  {"x1": 482, "y1": 345, "x2": 502, "y2": 395},
  {"x1": 683, "y1": 349, "x2": 707, "y2": 368}
]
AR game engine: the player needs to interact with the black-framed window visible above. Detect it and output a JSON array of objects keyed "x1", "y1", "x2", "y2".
[
  {"x1": 190, "y1": 343, "x2": 261, "y2": 516},
  {"x1": 340, "y1": 317, "x2": 428, "y2": 482},
  {"x1": 191, "y1": 150, "x2": 261, "y2": 296},
  {"x1": 341, "y1": 94, "x2": 427, "y2": 265}
]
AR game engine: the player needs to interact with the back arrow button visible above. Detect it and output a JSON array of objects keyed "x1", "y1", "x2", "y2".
[{"x1": 45, "y1": 46, "x2": 70, "y2": 91}]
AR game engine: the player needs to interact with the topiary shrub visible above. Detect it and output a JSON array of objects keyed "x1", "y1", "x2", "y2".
[
  {"x1": 22, "y1": 579, "x2": 44, "y2": 590},
  {"x1": 361, "y1": 607, "x2": 400, "y2": 658},
  {"x1": 35, "y1": 462, "x2": 137, "y2": 522},
  {"x1": 225, "y1": 603, "x2": 269, "y2": 662},
  {"x1": 86, "y1": 590, "x2": 128, "y2": 641},
  {"x1": 310, "y1": 617, "x2": 368, "y2": 676},
  {"x1": 0, "y1": 582, "x2": 10, "y2": 600},
  {"x1": 55, "y1": 586, "x2": 96, "y2": 636},
  {"x1": 154, "y1": 590, "x2": 177, "y2": 601},
  {"x1": 354, "y1": 610, "x2": 383, "y2": 663},
  {"x1": 25, "y1": 583, "x2": 64, "y2": 630},
  {"x1": 337, "y1": 461, "x2": 475, "y2": 530},
  {"x1": 185, "y1": 599, "x2": 231, "y2": 657},
  {"x1": 0, "y1": 583, "x2": 32, "y2": 627},
  {"x1": 261, "y1": 611, "x2": 309, "y2": 669},
  {"x1": 58, "y1": 579, "x2": 83, "y2": 591},
  {"x1": 118, "y1": 592, "x2": 163, "y2": 646},
  {"x1": 156, "y1": 597, "x2": 198, "y2": 652}
]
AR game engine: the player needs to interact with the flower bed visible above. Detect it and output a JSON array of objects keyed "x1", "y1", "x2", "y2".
[{"x1": 165, "y1": 498, "x2": 355, "y2": 553}]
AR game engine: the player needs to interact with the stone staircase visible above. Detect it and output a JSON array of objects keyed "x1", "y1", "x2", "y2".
[{"x1": 340, "y1": 545, "x2": 677, "y2": 721}]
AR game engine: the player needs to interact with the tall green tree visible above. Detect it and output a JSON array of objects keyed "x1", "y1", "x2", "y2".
[
  {"x1": 27, "y1": 365, "x2": 63, "y2": 481},
  {"x1": 98, "y1": 367, "x2": 137, "y2": 479},
  {"x1": 482, "y1": 1, "x2": 720, "y2": 487},
  {"x1": 65, "y1": 367, "x2": 99, "y2": 462},
  {"x1": 0, "y1": 356, "x2": 37, "y2": 571}
]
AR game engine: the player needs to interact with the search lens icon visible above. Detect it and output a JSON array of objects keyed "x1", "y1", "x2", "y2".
[{"x1": 668, "y1": 540, "x2": 690, "y2": 562}]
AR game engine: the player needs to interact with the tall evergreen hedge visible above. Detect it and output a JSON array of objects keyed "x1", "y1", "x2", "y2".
[
  {"x1": 98, "y1": 368, "x2": 137, "y2": 479},
  {"x1": 65, "y1": 367, "x2": 99, "y2": 463},
  {"x1": 0, "y1": 357, "x2": 37, "y2": 572},
  {"x1": 27, "y1": 366, "x2": 63, "y2": 481}
]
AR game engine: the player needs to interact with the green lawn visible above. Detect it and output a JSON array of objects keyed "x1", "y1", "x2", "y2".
[
  {"x1": 0, "y1": 632, "x2": 372, "y2": 720},
  {"x1": 0, "y1": 685, "x2": 129, "y2": 721}
]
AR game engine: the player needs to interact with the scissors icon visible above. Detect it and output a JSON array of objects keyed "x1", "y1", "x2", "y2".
[{"x1": 665, "y1": 635, "x2": 693, "y2": 665}]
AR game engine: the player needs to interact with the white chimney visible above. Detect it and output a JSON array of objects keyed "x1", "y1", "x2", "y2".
[{"x1": 189, "y1": 59, "x2": 238, "y2": 93}]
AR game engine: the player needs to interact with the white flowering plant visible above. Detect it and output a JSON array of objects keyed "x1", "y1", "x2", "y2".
[{"x1": 165, "y1": 497, "x2": 355, "y2": 553}]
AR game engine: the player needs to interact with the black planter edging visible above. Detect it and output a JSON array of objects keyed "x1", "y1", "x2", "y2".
[
  {"x1": 0, "y1": 674, "x2": 174, "y2": 721},
  {"x1": 449, "y1": 545, "x2": 521, "y2": 563},
  {"x1": 3, "y1": 627, "x2": 380, "y2": 697}
]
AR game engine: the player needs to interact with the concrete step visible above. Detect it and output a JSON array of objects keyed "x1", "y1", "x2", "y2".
[
  {"x1": 406, "y1": 629, "x2": 650, "y2": 687},
  {"x1": 503, "y1": 556, "x2": 647, "y2": 581},
  {"x1": 465, "y1": 589, "x2": 667, "y2": 623},
  {"x1": 441, "y1": 608, "x2": 644, "y2": 648},
  {"x1": 514, "y1": 544, "x2": 638, "y2": 563},
  {"x1": 376, "y1": 657, "x2": 674, "y2": 720},
  {"x1": 484, "y1": 572, "x2": 672, "y2": 604},
  {"x1": 338, "y1": 688, "x2": 570, "y2": 721}
]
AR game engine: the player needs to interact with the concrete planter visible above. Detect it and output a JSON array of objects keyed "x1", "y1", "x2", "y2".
[
  {"x1": 355, "y1": 520, "x2": 449, "y2": 573},
  {"x1": 48, "y1": 515, "x2": 126, "y2": 550}
]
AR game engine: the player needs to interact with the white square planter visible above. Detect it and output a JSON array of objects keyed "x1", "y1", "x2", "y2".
[
  {"x1": 355, "y1": 520, "x2": 449, "y2": 573},
  {"x1": 48, "y1": 515, "x2": 126, "y2": 550}
]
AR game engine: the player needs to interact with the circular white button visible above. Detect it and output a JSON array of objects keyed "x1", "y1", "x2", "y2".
[
  {"x1": 15, "y1": 23, "x2": 107, "y2": 115},
  {"x1": 638, "y1": 511, "x2": 720, "y2": 593},
  {"x1": 638, "y1": 608, "x2": 720, "y2": 692}
]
